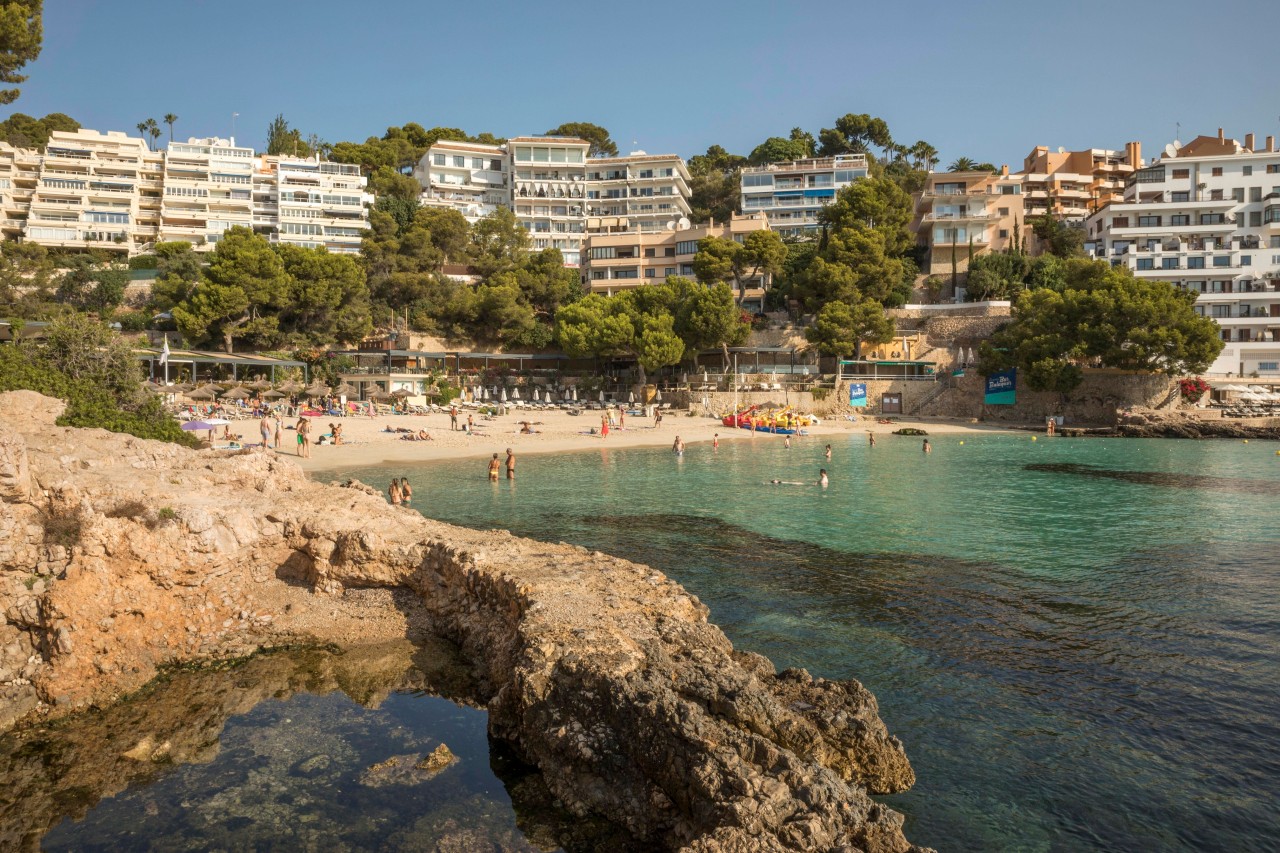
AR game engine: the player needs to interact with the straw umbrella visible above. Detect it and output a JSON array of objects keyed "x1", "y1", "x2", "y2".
[
  {"x1": 221, "y1": 387, "x2": 252, "y2": 401},
  {"x1": 333, "y1": 382, "x2": 357, "y2": 398},
  {"x1": 248, "y1": 380, "x2": 273, "y2": 391},
  {"x1": 304, "y1": 380, "x2": 330, "y2": 397},
  {"x1": 262, "y1": 389, "x2": 286, "y2": 400},
  {"x1": 142, "y1": 380, "x2": 163, "y2": 393},
  {"x1": 187, "y1": 386, "x2": 217, "y2": 401},
  {"x1": 278, "y1": 380, "x2": 303, "y2": 394}
]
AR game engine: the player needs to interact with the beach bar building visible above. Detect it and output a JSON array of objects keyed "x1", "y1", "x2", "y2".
[{"x1": 136, "y1": 347, "x2": 309, "y2": 384}]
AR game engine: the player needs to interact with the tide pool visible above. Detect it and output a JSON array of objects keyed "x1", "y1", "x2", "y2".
[{"x1": 329, "y1": 432, "x2": 1280, "y2": 852}]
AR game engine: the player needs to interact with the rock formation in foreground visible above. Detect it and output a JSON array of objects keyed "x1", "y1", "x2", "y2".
[{"x1": 0, "y1": 392, "x2": 924, "y2": 852}]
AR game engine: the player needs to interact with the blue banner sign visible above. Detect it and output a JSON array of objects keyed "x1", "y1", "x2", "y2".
[
  {"x1": 984, "y1": 369, "x2": 1016, "y2": 405},
  {"x1": 849, "y1": 382, "x2": 867, "y2": 407}
]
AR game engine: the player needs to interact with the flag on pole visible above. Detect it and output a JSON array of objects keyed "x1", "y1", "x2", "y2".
[{"x1": 160, "y1": 337, "x2": 170, "y2": 365}]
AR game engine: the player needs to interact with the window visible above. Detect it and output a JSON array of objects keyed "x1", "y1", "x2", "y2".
[
  {"x1": 998, "y1": 184, "x2": 1020, "y2": 194},
  {"x1": 1200, "y1": 213, "x2": 1225, "y2": 224},
  {"x1": 680, "y1": 263, "x2": 695, "y2": 276},
  {"x1": 1171, "y1": 191, "x2": 1189, "y2": 202},
  {"x1": 1272, "y1": 236, "x2": 1280, "y2": 249},
  {"x1": 589, "y1": 246, "x2": 616, "y2": 260},
  {"x1": 1172, "y1": 169, "x2": 1190, "y2": 179},
  {"x1": 1243, "y1": 165, "x2": 1253, "y2": 176},
  {"x1": 1187, "y1": 256, "x2": 1205, "y2": 269},
  {"x1": 1259, "y1": 362, "x2": 1278, "y2": 371},
  {"x1": 998, "y1": 207, "x2": 1009, "y2": 215},
  {"x1": 1162, "y1": 258, "x2": 1180, "y2": 270},
  {"x1": 1137, "y1": 258, "x2": 1154, "y2": 270},
  {"x1": 471, "y1": 158, "x2": 484, "y2": 169},
  {"x1": 1210, "y1": 189, "x2": 1223, "y2": 200},
  {"x1": 613, "y1": 268, "x2": 639, "y2": 279},
  {"x1": 1241, "y1": 255, "x2": 1251, "y2": 266},
  {"x1": 1213, "y1": 255, "x2": 1231, "y2": 267},
  {"x1": 1251, "y1": 187, "x2": 1263, "y2": 202},
  {"x1": 1268, "y1": 164, "x2": 1280, "y2": 174},
  {"x1": 1113, "y1": 216, "x2": 1129, "y2": 228},
  {"x1": 644, "y1": 248, "x2": 656, "y2": 258},
  {"x1": 591, "y1": 270, "x2": 607, "y2": 280},
  {"x1": 1232, "y1": 188, "x2": 1245, "y2": 202},
  {"x1": 1138, "y1": 215, "x2": 1161, "y2": 227},
  {"x1": 1211, "y1": 305, "x2": 1231, "y2": 318},
  {"x1": 644, "y1": 268, "x2": 656, "y2": 278},
  {"x1": 1171, "y1": 215, "x2": 1190, "y2": 226},
  {"x1": 675, "y1": 240, "x2": 699, "y2": 255},
  {"x1": 664, "y1": 267, "x2": 675, "y2": 276},
  {"x1": 1212, "y1": 167, "x2": 1223, "y2": 177},
  {"x1": 1251, "y1": 211, "x2": 1262, "y2": 227},
  {"x1": 664, "y1": 247, "x2": 675, "y2": 257},
  {"x1": 998, "y1": 229, "x2": 1009, "y2": 238}
]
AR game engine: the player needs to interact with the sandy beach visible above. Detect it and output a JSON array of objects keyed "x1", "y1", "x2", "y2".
[{"x1": 237, "y1": 407, "x2": 1020, "y2": 474}]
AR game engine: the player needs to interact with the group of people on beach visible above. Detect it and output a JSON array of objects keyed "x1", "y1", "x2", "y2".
[{"x1": 487, "y1": 448, "x2": 516, "y2": 481}]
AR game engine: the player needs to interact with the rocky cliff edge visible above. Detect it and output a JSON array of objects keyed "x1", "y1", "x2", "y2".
[{"x1": 0, "y1": 391, "x2": 925, "y2": 852}]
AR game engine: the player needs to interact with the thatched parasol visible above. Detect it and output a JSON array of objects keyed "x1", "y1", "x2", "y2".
[
  {"x1": 142, "y1": 380, "x2": 163, "y2": 392},
  {"x1": 261, "y1": 389, "x2": 286, "y2": 399},
  {"x1": 333, "y1": 382, "x2": 358, "y2": 397},
  {"x1": 369, "y1": 390, "x2": 394, "y2": 402},
  {"x1": 390, "y1": 388, "x2": 412, "y2": 399},
  {"x1": 304, "y1": 381, "x2": 330, "y2": 397},
  {"x1": 248, "y1": 380, "x2": 274, "y2": 391},
  {"x1": 221, "y1": 387, "x2": 253, "y2": 400},
  {"x1": 186, "y1": 386, "x2": 218, "y2": 400},
  {"x1": 277, "y1": 380, "x2": 303, "y2": 394}
]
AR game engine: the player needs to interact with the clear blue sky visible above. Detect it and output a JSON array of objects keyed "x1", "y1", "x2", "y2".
[{"x1": 13, "y1": 0, "x2": 1280, "y2": 167}]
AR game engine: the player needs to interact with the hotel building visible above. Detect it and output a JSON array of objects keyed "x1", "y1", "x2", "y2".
[
  {"x1": 413, "y1": 140, "x2": 509, "y2": 223},
  {"x1": 580, "y1": 212, "x2": 773, "y2": 309},
  {"x1": 0, "y1": 128, "x2": 370, "y2": 256},
  {"x1": 1018, "y1": 142, "x2": 1142, "y2": 221},
  {"x1": 583, "y1": 153, "x2": 691, "y2": 233},
  {"x1": 509, "y1": 136, "x2": 591, "y2": 266},
  {"x1": 912, "y1": 167, "x2": 1026, "y2": 276},
  {"x1": 1084, "y1": 129, "x2": 1280, "y2": 376},
  {"x1": 739, "y1": 154, "x2": 869, "y2": 238}
]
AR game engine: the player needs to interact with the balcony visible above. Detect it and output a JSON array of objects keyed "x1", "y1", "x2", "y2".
[{"x1": 922, "y1": 211, "x2": 993, "y2": 223}]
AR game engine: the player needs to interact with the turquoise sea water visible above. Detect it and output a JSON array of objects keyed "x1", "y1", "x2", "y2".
[{"x1": 327, "y1": 432, "x2": 1280, "y2": 852}]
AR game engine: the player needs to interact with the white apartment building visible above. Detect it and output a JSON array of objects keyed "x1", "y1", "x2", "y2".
[
  {"x1": 584, "y1": 153, "x2": 691, "y2": 234},
  {"x1": 411, "y1": 137, "x2": 694, "y2": 266},
  {"x1": 261, "y1": 155, "x2": 369, "y2": 254},
  {"x1": 413, "y1": 140, "x2": 508, "y2": 223},
  {"x1": 0, "y1": 128, "x2": 370, "y2": 257},
  {"x1": 509, "y1": 136, "x2": 591, "y2": 266},
  {"x1": 1084, "y1": 130, "x2": 1280, "y2": 376},
  {"x1": 739, "y1": 154, "x2": 868, "y2": 238}
]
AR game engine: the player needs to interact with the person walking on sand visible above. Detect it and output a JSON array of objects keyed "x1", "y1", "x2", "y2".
[
  {"x1": 296, "y1": 417, "x2": 311, "y2": 458},
  {"x1": 273, "y1": 414, "x2": 282, "y2": 449},
  {"x1": 259, "y1": 414, "x2": 272, "y2": 451},
  {"x1": 388, "y1": 478, "x2": 402, "y2": 505},
  {"x1": 601, "y1": 415, "x2": 610, "y2": 439},
  {"x1": 466, "y1": 413, "x2": 474, "y2": 434},
  {"x1": 505, "y1": 448, "x2": 516, "y2": 480},
  {"x1": 450, "y1": 405, "x2": 458, "y2": 431},
  {"x1": 923, "y1": 439, "x2": 932, "y2": 454},
  {"x1": 824, "y1": 444, "x2": 832, "y2": 460},
  {"x1": 487, "y1": 453, "x2": 501, "y2": 481}
]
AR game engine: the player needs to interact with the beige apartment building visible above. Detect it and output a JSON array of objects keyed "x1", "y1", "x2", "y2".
[
  {"x1": 581, "y1": 212, "x2": 773, "y2": 309},
  {"x1": 1018, "y1": 142, "x2": 1142, "y2": 221},
  {"x1": 0, "y1": 127, "x2": 370, "y2": 257},
  {"x1": 913, "y1": 167, "x2": 1026, "y2": 276}
]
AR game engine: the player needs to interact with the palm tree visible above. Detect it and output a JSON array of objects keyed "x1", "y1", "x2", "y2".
[
  {"x1": 910, "y1": 141, "x2": 939, "y2": 171},
  {"x1": 136, "y1": 121, "x2": 150, "y2": 149},
  {"x1": 948, "y1": 157, "x2": 977, "y2": 172},
  {"x1": 163, "y1": 113, "x2": 178, "y2": 144},
  {"x1": 144, "y1": 118, "x2": 161, "y2": 151}
]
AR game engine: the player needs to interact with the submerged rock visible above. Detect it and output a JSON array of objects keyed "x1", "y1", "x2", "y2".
[{"x1": 0, "y1": 392, "x2": 927, "y2": 851}]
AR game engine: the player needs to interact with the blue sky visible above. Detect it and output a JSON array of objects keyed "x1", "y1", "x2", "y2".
[{"x1": 12, "y1": 0, "x2": 1280, "y2": 167}]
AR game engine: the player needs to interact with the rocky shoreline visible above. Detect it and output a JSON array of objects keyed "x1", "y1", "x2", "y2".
[
  {"x1": 1113, "y1": 408, "x2": 1280, "y2": 440},
  {"x1": 0, "y1": 392, "x2": 926, "y2": 852}
]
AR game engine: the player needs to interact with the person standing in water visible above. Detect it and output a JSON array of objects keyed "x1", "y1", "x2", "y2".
[
  {"x1": 818, "y1": 469, "x2": 829, "y2": 487},
  {"x1": 869, "y1": 433, "x2": 876, "y2": 447},
  {"x1": 922, "y1": 439, "x2": 932, "y2": 454},
  {"x1": 487, "y1": 453, "x2": 500, "y2": 481},
  {"x1": 713, "y1": 433, "x2": 720, "y2": 450},
  {"x1": 296, "y1": 417, "x2": 311, "y2": 458},
  {"x1": 388, "y1": 478, "x2": 402, "y2": 505},
  {"x1": 505, "y1": 448, "x2": 516, "y2": 480},
  {"x1": 824, "y1": 444, "x2": 832, "y2": 460},
  {"x1": 784, "y1": 435, "x2": 791, "y2": 449},
  {"x1": 672, "y1": 435, "x2": 684, "y2": 455},
  {"x1": 400, "y1": 478, "x2": 412, "y2": 504}
]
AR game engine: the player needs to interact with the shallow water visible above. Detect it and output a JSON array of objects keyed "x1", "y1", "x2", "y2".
[{"x1": 329, "y1": 432, "x2": 1280, "y2": 852}]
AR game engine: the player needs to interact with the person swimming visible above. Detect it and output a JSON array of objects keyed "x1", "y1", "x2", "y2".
[{"x1": 818, "y1": 469, "x2": 829, "y2": 487}]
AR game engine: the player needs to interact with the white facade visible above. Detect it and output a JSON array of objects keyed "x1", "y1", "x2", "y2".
[
  {"x1": 1085, "y1": 131, "x2": 1280, "y2": 376},
  {"x1": 584, "y1": 153, "x2": 691, "y2": 234},
  {"x1": 739, "y1": 154, "x2": 869, "y2": 238},
  {"x1": 0, "y1": 128, "x2": 370, "y2": 256},
  {"x1": 509, "y1": 136, "x2": 590, "y2": 266},
  {"x1": 413, "y1": 140, "x2": 508, "y2": 223}
]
